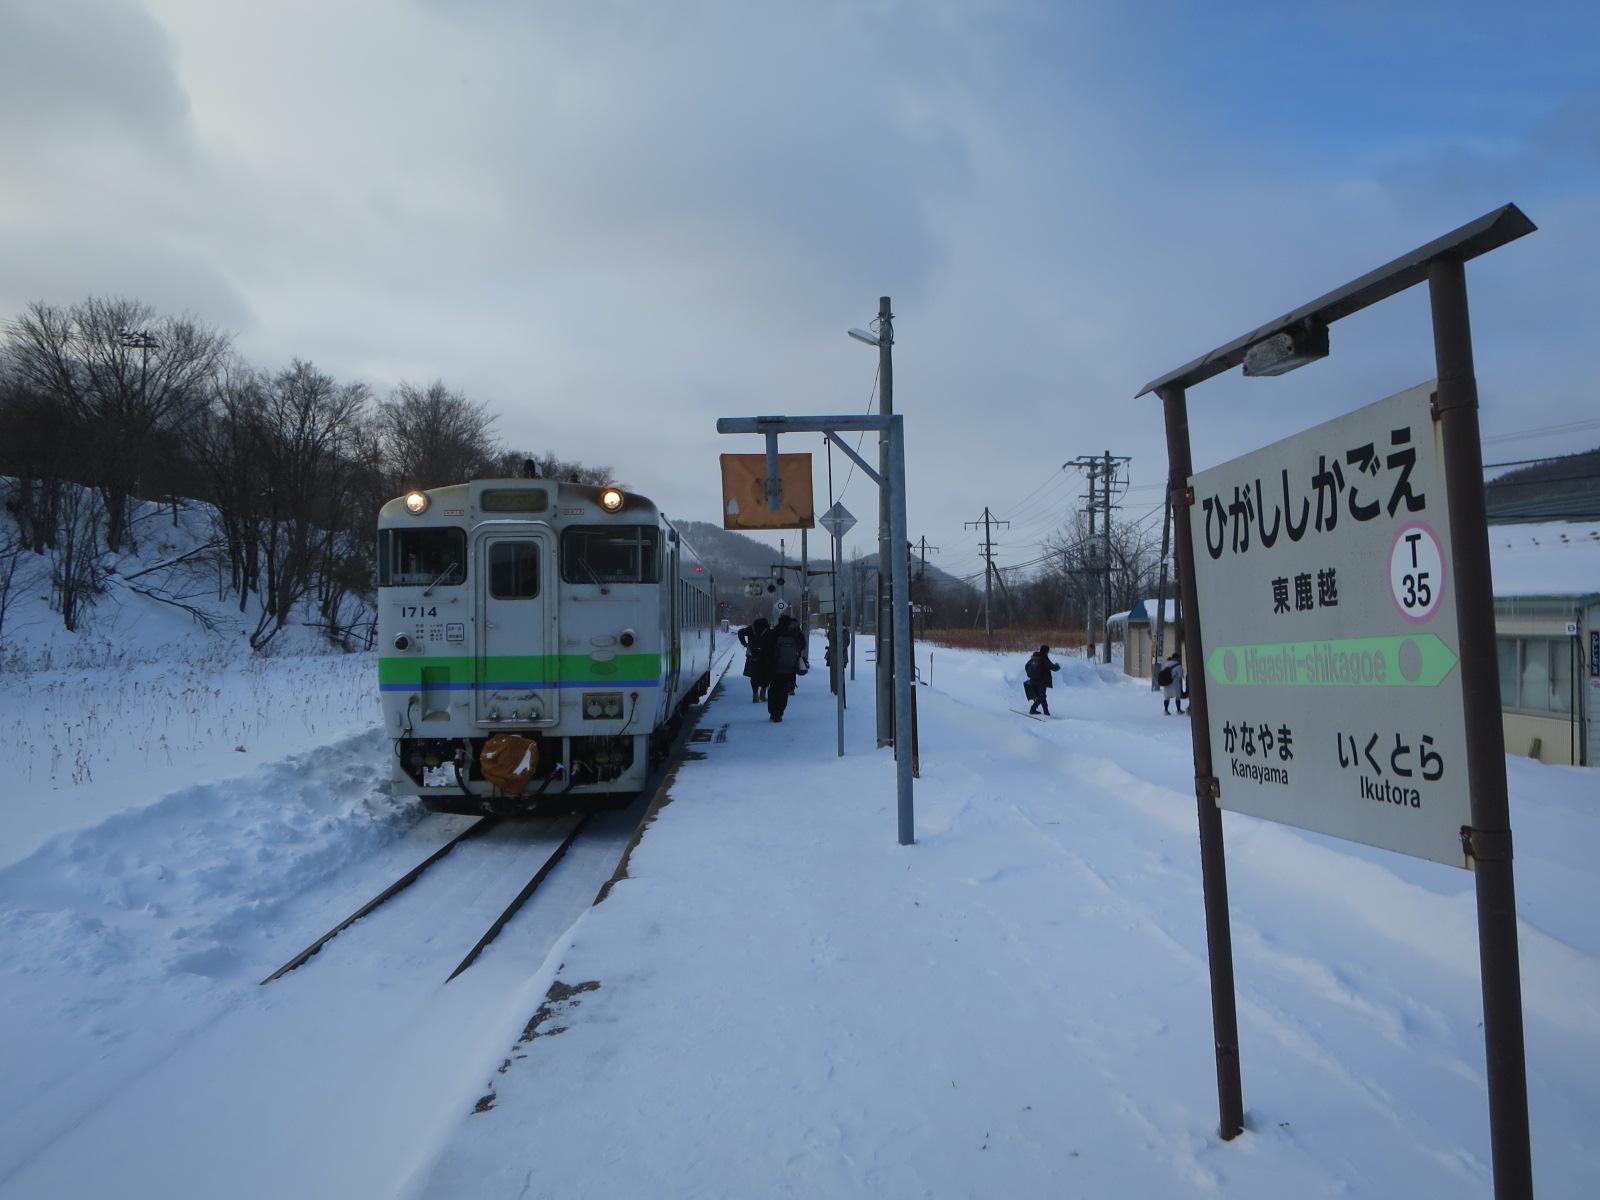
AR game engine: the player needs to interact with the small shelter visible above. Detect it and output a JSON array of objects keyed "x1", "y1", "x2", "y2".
[
  {"x1": 1489, "y1": 521, "x2": 1599, "y2": 767},
  {"x1": 1108, "y1": 597, "x2": 1180, "y2": 681}
]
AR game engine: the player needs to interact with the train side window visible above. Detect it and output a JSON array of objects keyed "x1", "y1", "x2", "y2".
[
  {"x1": 488, "y1": 541, "x2": 539, "y2": 599},
  {"x1": 379, "y1": 528, "x2": 466, "y2": 587},
  {"x1": 561, "y1": 526, "x2": 660, "y2": 584}
]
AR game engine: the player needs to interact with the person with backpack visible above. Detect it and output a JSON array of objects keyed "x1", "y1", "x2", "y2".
[
  {"x1": 1024, "y1": 644, "x2": 1060, "y2": 716},
  {"x1": 1159, "y1": 651, "x2": 1185, "y2": 715},
  {"x1": 763, "y1": 615, "x2": 808, "y2": 722},
  {"x1": 738, "y1": 617, "x2": 771, "y2": 702}
]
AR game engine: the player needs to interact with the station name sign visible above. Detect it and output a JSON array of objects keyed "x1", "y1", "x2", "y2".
[{"x1": 1189, "y1": 381, "x2": 1472, "y2": 868}]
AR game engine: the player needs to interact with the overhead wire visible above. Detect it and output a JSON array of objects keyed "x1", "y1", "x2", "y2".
[{"x1": 835, "y1": 363, "x2": 880, "y2": 506}]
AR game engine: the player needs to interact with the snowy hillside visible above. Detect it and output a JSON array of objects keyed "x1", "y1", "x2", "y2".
[
  {"x1": 0, "y1": 480, "x2": 374, "y2": 671},
  {"x1": 2, "y1": 481, "x2": 380, "y2": 863}
]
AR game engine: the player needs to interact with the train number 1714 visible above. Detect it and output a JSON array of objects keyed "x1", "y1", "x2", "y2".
[{"x1": 400, "y1": 605, "x2": 437, "y2": 618}]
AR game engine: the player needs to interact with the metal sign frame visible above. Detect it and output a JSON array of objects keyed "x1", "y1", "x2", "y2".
[
  {"x1": 716, "y1": 413, "x2": 915, "y2": 845},
  {"x1": 1137, "y1": 204, "x2": 1536, "y2": 1198}
]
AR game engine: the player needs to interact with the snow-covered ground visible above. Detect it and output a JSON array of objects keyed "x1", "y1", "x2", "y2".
[{"x1": 1, "y1": 637, "x2": 1596, "y2": 1198}]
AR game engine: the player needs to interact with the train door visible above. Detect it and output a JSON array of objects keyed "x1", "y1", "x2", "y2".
[{"x1": 474, "y1": 529, "x2": 555, "y2": 727}]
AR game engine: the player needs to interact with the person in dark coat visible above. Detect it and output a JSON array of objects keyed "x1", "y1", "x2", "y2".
[
  {"x1": 1024, "y1": 644, "x2": 1060, "y2": 715},
  {"x1": 824, "y1": 626, "x2": 849, "y2": 694},
  {"x1": 1159, "y1": 652, "x2": 1185, "y2": 715},
  {"x1": 738, "y1": 617, "x2": 770, "y2": 702},
  {"x1": 762, "y1": 615, "x2": 807, "y2": 722}
]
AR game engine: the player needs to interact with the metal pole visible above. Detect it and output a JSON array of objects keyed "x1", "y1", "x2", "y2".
[
  {"x1": 1086, "y1": 462, "x2": 1098, "y2": 659},
  {"x1": 887, "y1": 414, "x2": 915, "y2": 845},
  {"x1": 801, "y1": 526, "x2": 809, "y2": 634},
  {"x1": 1103, "y1": 449, "x2": 1114, "y2": 663},
  {"x1": 833, "y1": 528, "x2": 845, "y2": 757},
  {"x1": 1152, "y1": 492, "x2": 1172, "y2": 688},
  {"x1": 1428, "y1": 256, "x2": 1534, "y2": 1200},
  {"x1": 983, "y1": 509, "x2": 994, "y2": 639},
  {"x1": 876, "y1": 296, "x2": 894, "y2": 749},
  {"x1": 1158, "y1": 382, "x2": 1245, "y2": 1141}
]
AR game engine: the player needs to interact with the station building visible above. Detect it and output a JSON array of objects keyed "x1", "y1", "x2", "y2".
[{"x1": 1489, "y1": 521, "x2": 1598, "y2": 767}]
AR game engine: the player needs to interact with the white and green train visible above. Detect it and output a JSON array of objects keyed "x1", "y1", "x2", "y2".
[{"x1": 377, "y1": 477, "x2": 715, "y2": 812}]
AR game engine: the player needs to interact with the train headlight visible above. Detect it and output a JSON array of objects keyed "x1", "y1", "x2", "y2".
[
  {"x1": 599, "y1": 487, "x2": 624, "y2": 513},
  {"x1": 404, "y1": 491, "x2": 429, "y2": 515}
]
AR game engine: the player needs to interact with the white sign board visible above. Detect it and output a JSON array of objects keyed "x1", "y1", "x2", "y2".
[
  {"x1": 818, "y1": 501, "x2": 857, "y2": 540},
  {"x1": 1189, "y1": 381, "x2": 1471, "y2": 868}
]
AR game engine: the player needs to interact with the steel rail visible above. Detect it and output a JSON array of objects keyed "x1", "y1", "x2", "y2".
[
  {"x1": 445, "y1": 813, "x2": 591, "y2": 982},
  {"x1": 259, "y1": 816, "x2": 500, "y2": 985}
]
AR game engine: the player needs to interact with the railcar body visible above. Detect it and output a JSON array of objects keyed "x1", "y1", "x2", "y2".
[{"x1": 377, "y1": 479, "x2": 715, "y2": 812}]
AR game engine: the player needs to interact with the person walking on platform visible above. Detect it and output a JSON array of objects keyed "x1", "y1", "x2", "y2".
[
  {"x1": 763, "y1": 615, "x2": 807, "y2": 722},
  {"x1": 1024, "y1": 644, "x2": 1060, "y2": 716},
  {"x1": 824, "y1": 627, "x2": 848, "y2": 695},
  {"x1": 739, "y1": 617, "x2": 770, "y2": 702},
  {"x1": 1158, "y1": 651, "x2": 1185, "y2": 715}
]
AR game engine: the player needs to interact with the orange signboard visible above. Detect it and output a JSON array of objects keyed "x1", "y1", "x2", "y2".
[{"x1": 720, "y1": 453, "x2": 815, "y2": 530}]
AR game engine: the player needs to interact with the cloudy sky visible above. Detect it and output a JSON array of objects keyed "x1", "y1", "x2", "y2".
[{"x1": 3, "y1": 0, "x2": 1597, "y2": 581}]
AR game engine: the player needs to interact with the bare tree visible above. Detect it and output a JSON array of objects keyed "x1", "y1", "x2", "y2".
[
  {"x1": 50, "y1": 484, "x2": 106, "y2": 632},
  {"x1": 377, "y1": 380, "x2": 498, "y2": 491},
  {"x1": 0, "y1": 490, "x2": 33, "y2": 648},
  {"x1": 187, "y1": 361, "x2": 271, "y2": 608},
  {"x1": 480, "y1": 447, "x2": 619, "y2": 487},
  {"x1": 251, "y1": 361, "x2": 368, "y2": 649},
  {"x1": 4, "y1": 297, "x2": 230, "y2": 553}
]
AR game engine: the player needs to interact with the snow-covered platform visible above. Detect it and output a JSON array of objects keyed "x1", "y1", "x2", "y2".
[
  {"x1": 418, "y1": 640, "x2": 1600, "y2": 1198},
  {"x1": 3, "y1": 638, "x2": 1596, "y2": 1198}
]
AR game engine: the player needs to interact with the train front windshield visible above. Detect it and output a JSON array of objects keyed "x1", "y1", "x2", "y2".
[
  {"x1": 379, "y1": 527, "x2": 466, "y2": 587},
  {"x1": 561, "y1": 526, "x2": 660, "y2": 584}
]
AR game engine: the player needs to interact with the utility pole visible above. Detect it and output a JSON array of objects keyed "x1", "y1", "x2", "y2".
[
  {"x1": 872, "y1": 298, "x2": 895, "y2": 748},
  {"x1": 964, "y1": 507, "x2": 1008, "y2": 640},
  {"x1": 912, "y1": 535, "x2": 938, "y2": 638},
  {"x1": 1066, "y1": 456, "x2": 1100, "y2": 658},
  {"x1": 1100, "y1": 450, "x2": 1130, "y2": 662},
  {"x1": 1066, "y1": 451, "x2": 1130, "y2": 661},
  {"x1": 1152, "y1": 490, "x2": 1172, "y2": 689},
  {"x1": 1102, "y1": 450, "x2": 1113, "y2": 661}
]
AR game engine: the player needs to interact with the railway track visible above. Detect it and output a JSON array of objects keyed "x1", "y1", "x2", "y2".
[
  {"x1": 261, "y1": 645, "x2": 739, "y2": 989},
  {"x1": 260, "y1": 812, "x2": 589, "y2": 986}
]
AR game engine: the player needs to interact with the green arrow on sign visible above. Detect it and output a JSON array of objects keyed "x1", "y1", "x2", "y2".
[{"x1": 1205, "y1": 633, "x2": 1459, "y2": 688}]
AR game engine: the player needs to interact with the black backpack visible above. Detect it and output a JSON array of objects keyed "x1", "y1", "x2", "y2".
[
  {"x1": 1157, "y1": 663, "x2": 1175, "y2": 687},
  {"x1": 773, "y1": 634, "x2": 801, "y2": 673}
]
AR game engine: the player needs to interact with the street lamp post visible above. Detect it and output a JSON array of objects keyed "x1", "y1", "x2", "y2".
[{"x1": 849, "y1": 298, "x2": 894, "y2": 748}]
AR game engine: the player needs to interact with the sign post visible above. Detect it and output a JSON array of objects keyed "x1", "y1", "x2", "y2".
[{"x1": 1138, "y1": 204, "x2": 1537, "y2": 1196}]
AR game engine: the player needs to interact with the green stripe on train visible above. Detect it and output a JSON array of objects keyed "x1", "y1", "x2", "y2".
[{"x1": 378, "y1": 652, "x2": 665, "y2": 686}]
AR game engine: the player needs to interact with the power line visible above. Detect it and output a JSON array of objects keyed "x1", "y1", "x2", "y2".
[{"x1": 1482, "y1": 416, "x2": 1600, "y2": 446}]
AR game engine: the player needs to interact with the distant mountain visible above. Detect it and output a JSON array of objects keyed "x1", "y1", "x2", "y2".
[
  {"x1": 675, "y1": 518, "x2": 967, "y2": 624},
  {"x1": 1485, "y1": 448, "x2": 1600, "y2": 523}
]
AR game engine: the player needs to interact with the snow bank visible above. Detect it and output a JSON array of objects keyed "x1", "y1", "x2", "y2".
[{"x1": 0, "y1": 727, "x2": 420, "y2": 1187}]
